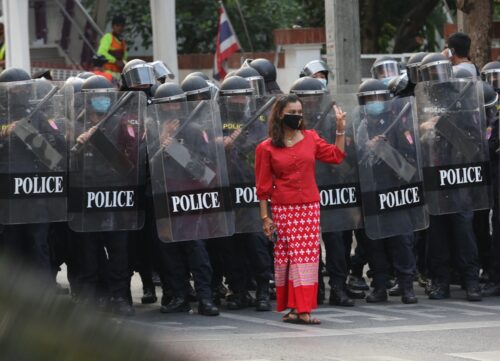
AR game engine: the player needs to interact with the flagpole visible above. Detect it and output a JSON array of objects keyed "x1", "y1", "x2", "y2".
[{"x1": 234, "y1": 0, "x2": 253, "y2": 52}]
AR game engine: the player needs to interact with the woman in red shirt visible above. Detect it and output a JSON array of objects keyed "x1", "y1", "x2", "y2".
[{"x1": 255, "y1": 94, "x2": 346, "y2": 324}]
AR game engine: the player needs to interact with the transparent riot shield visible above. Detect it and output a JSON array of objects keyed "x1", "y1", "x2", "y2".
[
  {"x1": 145, "y1": 99, "x2": 235, "y2": 242},
  {"x1": 219, "y1": 94, "x2": 276, "y2": 233},
  {"x1": 352, "y1": 96, "x2": 429, "y2": 240},
  {"x1": 0, "y1": 80, "x2": 71, "y2": 224},
  {"x1": 68, "y1": 91, "x2": 146, "y2": 232},
  {"x1": 302, "y1": 92, "x2": 363, "y2": 232},
  {"x1": 415, "y1": 79, "x2": 490, "y2": 214}
]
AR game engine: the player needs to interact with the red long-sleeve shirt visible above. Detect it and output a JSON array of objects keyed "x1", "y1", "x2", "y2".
[{"x1": 255, "y1": 129, "x2": 345, "y2": 205}]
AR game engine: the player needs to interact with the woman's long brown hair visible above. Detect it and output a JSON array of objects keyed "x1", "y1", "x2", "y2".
[{"x1": 268, "y1": 94, "x2": 304, "y2": 148}]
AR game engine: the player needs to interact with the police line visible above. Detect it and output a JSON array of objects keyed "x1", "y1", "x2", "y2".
[{"x1": 0, "y1": 80, "x2": 492, "y2": 241}]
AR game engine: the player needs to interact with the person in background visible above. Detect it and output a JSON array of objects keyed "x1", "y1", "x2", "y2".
[{"x1": 97, "y1": 15, "x2": 127, "y2": 80}]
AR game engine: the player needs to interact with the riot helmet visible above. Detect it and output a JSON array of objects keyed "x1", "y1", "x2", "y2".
[
  {"x1": 481, "y1": 61, "x2": 500, "y2": 91},
  {"x1": 387, "y1": 73, "x2": 409, "y2": 96},
  {"x1": 186, "y1": 72, "x2": 219, "y2": 99},
  {"x1": 300, "y1": 60, "x2": 331, "y2": 86},
  {"x1": 483, "y1": 81, "x2": 499, "y2": 120},
  {"x1": 249, "y1": 58, "x2": 282, "y2": 94},
  {"x1": 76, "y1": 71, "x2": 95, "y2": 80},
  {"x1": 249, "y1": 58, "x2": 276, "y2": 82},
  {"x1": 153, "y1": 82, "x2": 188, "y2": 121},
  {"x1": 357, "y1": 79, "x2": 391, "y2": 117},
  {"x1": 219, "y1": 75, "x2": 255, "y2": 118},
  {"x1": 81, "y1": 75, "x2": 114, "y2": 115},
  {"x1": 289, "y1": 76, "x2": 327, "y2": 96},
  {"x1": 453, "y1": 67, "x2": 474, "y2": 79},
  {"x1": 153, "y1": 83, "x2": 187, "y2": 103},
  {"x1": 122, "y1": 59, "x2": 155, "y2": 89},
  {"x1": 290, "y1": 76, "x2": 329, "y2": 122},
  {"x1": 234, "y1": 67, "x2": 265, "y2": 96},
  {"x1": 186, "y1": 72, "x2": 210, "y2": 81},
  {"x1": 0, "y1": 67, "x2": 31, "y2": 83},
  {"x1": 64, "y1": 77, "x2": 84, "y2": 94},
  {"x1": 406, "y1": 52, "x2": 427, "y2": 84},
  {"x1": 419, "y1": 53, "x2": 453, "y2": 82},
  {"x1": 149, "y1": 61, "x2": 175, "y2": 83},
  {"x1": 181, "y1": 75, "x2": 212, "y2": 101},
  {"x1": 370, "y1": 56, "x2": 400, "y2": 81},
  {"x1": 0, "y1": 68, "x2": 33, "y2": 117}
]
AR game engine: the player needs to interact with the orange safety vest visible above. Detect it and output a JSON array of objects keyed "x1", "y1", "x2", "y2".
[
  {"x1": 93, "y1": 70, "x2": 114, "y2": 82},
  {"x1": 103, "y1": 35, "x2": 126, "y2": 73}
]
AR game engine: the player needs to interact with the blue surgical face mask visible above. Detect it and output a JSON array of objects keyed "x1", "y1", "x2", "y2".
[
  {"x1": 366, "y1": 101, "x2": 385, "y2": 115},
  {"x1": 318, "y1": 78, "x2": 328, "y2": 88},
  {"x1": 91, "y1": 96, "x2": 111, "y2": 113},
  {"x1": 381, "y1": 77, "x2": 395, "y2": 86}
]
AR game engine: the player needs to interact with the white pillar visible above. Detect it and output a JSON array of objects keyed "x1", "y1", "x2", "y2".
[
  {"x1": 2, "y1": 0, "x2": 31, "y2": 72},
  {"x1": 150, "y1": 0, "x2": 179, "y2": 81}
]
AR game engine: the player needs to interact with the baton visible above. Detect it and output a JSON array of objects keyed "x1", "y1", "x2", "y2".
[
  {"x1": 26, "y1": 85, "x2": 60, "y2": 121},
  {"x1": 231, "y1": 96, "x2": 276, "y2": 143},
  {"x1": 70, "y1": 91, "x2": 135, "y2": 153},
  {"x1": 312, "y1": 99, "x2": 336, "y2": 130},
  {"x1": 360, "y1": 101, "x2": 412, "y2": 164}
]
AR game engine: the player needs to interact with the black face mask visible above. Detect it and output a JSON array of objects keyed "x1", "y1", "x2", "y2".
[{"x1": 282, "y1": 113, "x2": 302, "y2": 130}]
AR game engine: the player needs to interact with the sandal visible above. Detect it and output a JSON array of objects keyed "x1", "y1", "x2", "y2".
[
  {"x1": 288, "y1": 313, "x2": 321, "y2": 325},
  {"x1": 282, "y1": 310, "x2": 298, "y2": 323}
]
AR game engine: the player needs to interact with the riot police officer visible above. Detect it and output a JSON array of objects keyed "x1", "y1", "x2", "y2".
[
  {"x1": 416, "y1": 53, "x2": 482, "y2": 301},
  {"x1": 215, "y1": 75, "x2": 273, "y2": 311},
  {"x1": 151, "y1": 82, "x2": 220, "y2": 316},
  {"x1": 0, "y1": 68, "x2": 60, "y2": 284},
  {"x1": 481, "y1": 61, "x2": 500, "y2": 296},
  {"x1": 72, "y1": 75, "x2": 135, "y2": 316},
  {"x1": 300, "y1": 59, "x2": 331, "y2": 89},
  {"x1": 355, "y1": 79, "x2": 418, "y2": 304}
]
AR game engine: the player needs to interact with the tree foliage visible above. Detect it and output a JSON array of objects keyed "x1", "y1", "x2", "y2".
[{"x1": 91, "y1": 0, "x2": 459, "y2": 55}]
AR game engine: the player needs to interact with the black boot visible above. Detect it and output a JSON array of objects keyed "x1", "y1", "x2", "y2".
[
  {"x1": 465, "y1": 283, "x2": 482, "y2": 302},
  {"x1": 428, "y1": 281, "x2": 450, "y2": 300},
  {"x1": 140, "y1": 272, "x2": 157, "y2": 304},
  {"x1": 255, "y1": 281, "x2": 272, "y2": 312},
  {"x1": 160, "y1": 297, "x2": 192, "y2": 313},
  {"x1": 226, "y1": 291, "x2": 254, "y2": 310},
  {"x1": 329, "y1": 284, "x2": 354, "y2": 307},
  {"x1": 401, "y1": 282, "x2": 418, "y2": 304},
  {"x1": 388, "y1": 282, "x2": 402, "y2": 297},
  {"x1": 347, "y1": 274, "x2": 369, "y2": 291},
  {"x1": 345, "y1": 286, "x2": 365, "y2": 299},
  {"x1": 111, "y1": 297, "x2": 135, "y2": 316},
  {"x1": 198, "y1": 299, "x2": 220, "y2": 316},
  {"x1": 366, "y1": 288, "x2": 388, "y2": 303},
  {"x1": 482, "y1": 282, "x2": 500, "y2": 296}
]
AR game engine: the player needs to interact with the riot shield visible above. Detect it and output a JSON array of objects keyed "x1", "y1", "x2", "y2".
[
  {"x1": 302, "y1": 92, "x2": 363, "y2": 232},
  {"x1": 218, "y1": 94, "x2": 276, "y2": 233},
  {"x1": 0, "y1": 80, "x2": 71, "y2": 224},
  {"x1": 146, "y1": 99, "x2": 235, "y2": 242},
  {"x1": 352, "y1": 96, "x2": 428, "y2": 240},
  {"x1": 415, "y1": 79, "x2": 490, "y2": 214},
  {"x1": 68, "y1": 90, "x2": 146, "y2": 232}
]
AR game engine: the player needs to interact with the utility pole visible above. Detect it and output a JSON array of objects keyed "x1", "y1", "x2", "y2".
[{"x1": 324, "y1": 0, "x2": 361, "y2": 95}]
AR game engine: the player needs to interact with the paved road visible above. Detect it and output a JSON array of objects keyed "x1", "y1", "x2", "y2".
[{"x1": 80, "y1": 272, "x2": 500, "y2": 361}]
